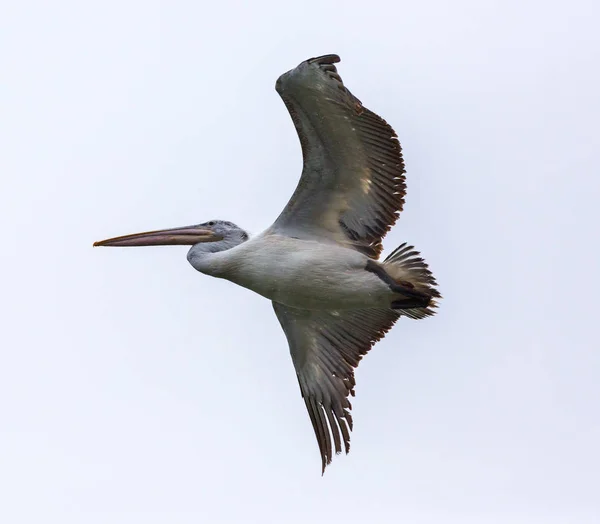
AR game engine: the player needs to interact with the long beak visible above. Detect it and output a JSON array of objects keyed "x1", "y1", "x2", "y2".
[{"x1": 93, "y1": 225, "x2": 222, "y2": 247}]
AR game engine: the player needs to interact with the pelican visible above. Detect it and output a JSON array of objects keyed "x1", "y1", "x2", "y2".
[{"x1": 95, "y1": 54, "x2": 440, "y2": 473}]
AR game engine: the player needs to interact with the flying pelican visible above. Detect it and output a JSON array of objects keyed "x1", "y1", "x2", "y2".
[{"x1": 94, "y1": 54, "x2": 440, "y2": 473}]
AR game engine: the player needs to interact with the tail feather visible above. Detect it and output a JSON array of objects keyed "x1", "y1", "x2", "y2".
[{"x1": 383, "y1": 243, "x2": 441, "y2": 319}]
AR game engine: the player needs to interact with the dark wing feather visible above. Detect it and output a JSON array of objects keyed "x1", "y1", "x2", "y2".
[
  {"x1": 273, "y1": 302, "x2": 400, "y2": 473},
  {"x1": 270, "y1": 54, "x2": 406, "y2": 259}
]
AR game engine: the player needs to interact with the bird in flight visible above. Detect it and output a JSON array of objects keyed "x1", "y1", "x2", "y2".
[{"x1": 95, "y1": 54, "x2": 440, "y2": 473}]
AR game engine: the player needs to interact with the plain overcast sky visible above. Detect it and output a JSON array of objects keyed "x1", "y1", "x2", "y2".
[{"x1": 1, "y1": 1, "x2": 599, "y2": 522}]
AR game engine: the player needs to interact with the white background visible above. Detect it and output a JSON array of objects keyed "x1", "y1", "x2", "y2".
[{"x1": 2, "y1": 1, "x2": 599, "y2": 522}]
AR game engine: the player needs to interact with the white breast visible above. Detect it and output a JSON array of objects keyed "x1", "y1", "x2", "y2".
[{"x1": 199, "y1": 234, "x2": 392, "y2": 309}]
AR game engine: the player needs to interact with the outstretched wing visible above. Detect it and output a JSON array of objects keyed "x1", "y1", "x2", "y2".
[
  {"x1": 270, "y1": 54, "x2": 406, "y2": 259},
  {"x1": 273, "y1": 302, "x2": 400, "y2": 473}
]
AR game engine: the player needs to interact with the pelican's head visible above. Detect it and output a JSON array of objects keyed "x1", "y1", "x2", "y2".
[{"x1": 93, "y1": 219, "x2": 248, "y2": 248}]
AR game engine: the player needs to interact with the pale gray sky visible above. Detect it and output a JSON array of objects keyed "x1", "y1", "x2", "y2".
[{"x1": 2, "y1": 1, "x2": 599, "y2": 523}]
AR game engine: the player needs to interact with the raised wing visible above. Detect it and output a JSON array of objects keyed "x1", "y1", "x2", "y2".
[
  {"x1": 273, "y1": 302, "x2": 400, "y2": 473},
  {"x1": 270, "y1": 54, "x2": 406, "y2": 259}
]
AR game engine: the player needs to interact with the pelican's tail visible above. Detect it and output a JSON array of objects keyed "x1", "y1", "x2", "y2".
[{"x1": 382, "y1": 243, "x2": 441, "y2": 319}]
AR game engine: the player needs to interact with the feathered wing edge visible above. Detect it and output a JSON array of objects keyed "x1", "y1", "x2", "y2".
[
  {"x1": 273, "y1": 54, "x2": 406, "y2": 259},
  {"x1": 273, "y1": 304, "x2": 401, "y2": 473}
]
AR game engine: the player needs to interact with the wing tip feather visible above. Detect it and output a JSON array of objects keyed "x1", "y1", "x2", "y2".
[{"x1": 308, "y1": 54, "x2": 341, "y2": 65}]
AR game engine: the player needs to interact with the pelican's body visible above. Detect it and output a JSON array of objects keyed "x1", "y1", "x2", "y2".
[
  {"x1": 189, "y1": 234, "x2": 392, "y2": 310},
  {"x1": 95, "y1": 54, "x2": 440, "y2": 473}
]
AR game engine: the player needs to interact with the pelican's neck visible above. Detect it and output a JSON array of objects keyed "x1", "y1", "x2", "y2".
[{"x1": 186, "y1": 233, "x2": 247, "y2": 277}]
